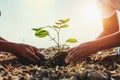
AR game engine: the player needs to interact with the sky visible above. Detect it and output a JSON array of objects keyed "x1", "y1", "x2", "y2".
[{"x1": 0, "y1": 0, "x2": 115, "y2": 48}]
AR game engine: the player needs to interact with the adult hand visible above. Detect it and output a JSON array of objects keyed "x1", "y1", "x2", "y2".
[
  {"x1": 65, "y1": 41, "x2": 98, "y2": 64},
  {"x1": 12, "y1": 43, "x2": 46, "y2": 64},
  {"x1": 0, "y1": 37, "x2": 7, "y2": 41}
]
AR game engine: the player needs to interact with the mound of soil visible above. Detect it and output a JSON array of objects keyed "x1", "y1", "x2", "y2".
[
  {"x1": 0, "y1": 48, "x2": 120, "y2": 80},
  {"x1": 45, "y1": 52, "x2": 68, "y2": 67}
]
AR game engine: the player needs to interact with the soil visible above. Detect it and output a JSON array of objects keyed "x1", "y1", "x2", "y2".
[{"x1": 0, "y1": 48, "x2": 120, "y2": 80}]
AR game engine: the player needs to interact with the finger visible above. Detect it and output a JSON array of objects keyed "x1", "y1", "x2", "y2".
[
  {"x1": 66, "y1": 48, "x2": 82, "y2": 63},
  {"x1": 65, "y1": 47, "x2": 78, "y2": 61},
  {"x1": 29, "y1": 46, "x2": 36, "y2": 52},
  {"x1": 29, "y1": 46, "x2": 46, "y2": 62},
  {"x1": 35, "y1": 51, "x2": 46, "y2": 61},
  {"x1": 71, "y1": 57, "x2": 80, "y2": 64},
  {"x1": 32, "y1": 47, "x2": 46, "y2": 58},
  {"x1": 27, "y1": 51, "x2": 41, "y2": 63},
  {"x1": 65, "y1": 52, "x2": 79, "y2": 63},
  {"x1": 36, "y1": 51, "x2": 45, "y2": 57},
  {"x1": 26, "y1": 56, "x2": 38, "y2": 63},
  {"x1": 66, "y1": 48, "x2": 76, "y2": 59},
  {"x1": 67, "y1": 47, "x2": 75, "y2": 53},
  {"x1": 27, "y1": 47, "x2": 44, "y2": 62},
  {"x1": 32, "y1": 46, "x2": 41, "y2": 52},
  {"x1": 18, "y1": 54, "x2": 38, "y2": 64},
  {"x1": 72, "y1": 57, "x2": 84, "y2": 64}
]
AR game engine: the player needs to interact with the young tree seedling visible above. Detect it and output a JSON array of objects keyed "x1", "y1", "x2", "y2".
[{"x1": 32, "y1": 18, "x2": 77, "y2": 53}]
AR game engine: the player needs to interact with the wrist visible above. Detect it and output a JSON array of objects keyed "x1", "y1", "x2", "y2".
[
  {"x1": 86, "y1": 41, "x2": 100, "y2": 53},
  {"x1": 0, "y1": 41, "x2": 16, "y2": 53}
]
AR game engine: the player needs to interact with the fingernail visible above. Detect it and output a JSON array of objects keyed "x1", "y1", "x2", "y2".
[{"x1": 65, "y1": 59, "x2": 69, "y2": 63}]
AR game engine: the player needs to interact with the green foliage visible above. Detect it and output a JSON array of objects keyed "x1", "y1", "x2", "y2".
[
  {"x1": 32, "y1": 28, "x2": 41, "y2": 31},
  {"x1": 61, "y1": 24, "x2": 69, "y2": 28},
  {"x1": 66, "y1": 38, "x2": 78, "y2": 43},
  {"x1": 36, "y1": 30, "x2": 48, "y2": 38},
  {"x1": 32, "y1": 28, "x2": 49, "y2": 38},
  {"x1": 32, "y1": 18, "x2": 77, "y2": 52},
  {"x1": 58, "y1": 18, "x2": 70, "y2": 23}
]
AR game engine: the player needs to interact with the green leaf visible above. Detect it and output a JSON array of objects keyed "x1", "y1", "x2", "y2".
[
  {"x1": 32, "y1": 28, "x2": 41, "y2": 31},
  {"x1": 35, "y1": 29, "x2": 49, "y2": 38},
  {"x1": 32, "y1": 27, "x2": 48, "y2": 31},
  {"x1": 58, "y1": 18, "x2": 70, "y2": 23},
  {"x1": 53, "y1": 25, "x2": 59, "y2": 28},
  {"x1": 66, "y1": 38, "x2": 78, "y2": 43},
  {"x1": 55, "y1": 22, "x2": 62, "y2": 25},
  {"x1": 60, "y1": 24, "x2": 68, "y2": 28}
]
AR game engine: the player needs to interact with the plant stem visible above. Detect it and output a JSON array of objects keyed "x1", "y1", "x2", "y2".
[
  {"x1": 62, "y1": 42, "x2": 67, "y2": 50},
  {"x1": 57, "y1": 28, "x2": 61, "y2": 52},
  {"x1": 48, "y1": 34, "x2": 58, "y2": 47},
  {"x1": 48, "y1": 25, "x2": 61, "y2": 52}
]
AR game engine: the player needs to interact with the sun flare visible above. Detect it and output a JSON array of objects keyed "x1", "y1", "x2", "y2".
[{"x1": 83, "y1": 4, "x2": 101, "y2": 21}]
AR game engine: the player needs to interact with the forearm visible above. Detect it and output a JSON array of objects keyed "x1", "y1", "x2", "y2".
[
  {"x1": 95, "y1": 31, "x2": 120, "y2": 51},
  {"x1": 97, "y1": 29, "x2": 118, "y2": 38},
  {"x1": 0, "y1": 40, "x2": 15, "y2": 52},
  {"x1": 97, "y1": 13, "x2": 119, "y2": 39}
]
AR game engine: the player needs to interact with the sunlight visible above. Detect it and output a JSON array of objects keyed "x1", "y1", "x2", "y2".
[
  {"x1": 22, "y1": 0, "x2": 56, "y2": 14},
  {"x1": 83, "y1": 4, "x2": 101, "y2": 21},
  {"x1": 23, "y1": 0, "x2": 50, "y2": 8}
]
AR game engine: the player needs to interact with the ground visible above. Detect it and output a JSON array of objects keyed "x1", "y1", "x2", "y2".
[{"x1": 0, "y1": 48, "x2": 120, "y2": 80}]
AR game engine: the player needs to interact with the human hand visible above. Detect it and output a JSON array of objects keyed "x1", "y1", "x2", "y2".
[
  {"x1": 12, "y1": 43, "x2": 46, "y2": 64},
  {"x1": 0, "y1": 37, "x2": 7, "y2": 41},
  {"x1": 65, "y1": 41, "x2": 97, "y2": 63}
]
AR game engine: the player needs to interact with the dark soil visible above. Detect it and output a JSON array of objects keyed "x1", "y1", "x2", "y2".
[
  {"x1": 0, "y1": 48, "x2": 120, "y2": 80},
  {"x1": 45, "y1": 52, "x2": 68, "y2": 67}
]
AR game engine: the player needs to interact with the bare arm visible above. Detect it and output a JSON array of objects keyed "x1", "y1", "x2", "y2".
[
  {"x1": 97, "y1": 12, "x2": 119, "y2": 38},
  {"x1": 95, "y1": 31, "x2": 120, "y2": 51},
  {"x1": 65, "y1": 13, "x2": 120, "y2": 63},
  {"x1": 0, "y1": 38, "x2": 45, "y2": 63}
]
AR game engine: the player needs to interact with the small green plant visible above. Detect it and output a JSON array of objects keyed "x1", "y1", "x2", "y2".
[{"x1": 32, "y1": 18, "x2": 77, "y2": 52}]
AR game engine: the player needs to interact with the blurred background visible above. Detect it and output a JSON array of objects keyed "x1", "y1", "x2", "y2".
[{"x1": 0, "y1": 0, "x2": 116, "y2": 48}]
